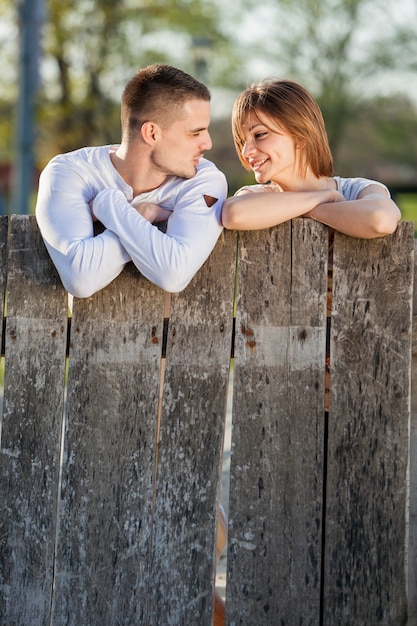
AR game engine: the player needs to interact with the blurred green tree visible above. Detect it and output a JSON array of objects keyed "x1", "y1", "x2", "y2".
[
  {"x1": 1, "y1": 0, "x2": 417, "y2": 195},
  {"x1": 36, "y1": 0, "x2": 238, "y2": 164},
  {"x1": 235, "y1": 0, "x2": 417, "y2": 164}
]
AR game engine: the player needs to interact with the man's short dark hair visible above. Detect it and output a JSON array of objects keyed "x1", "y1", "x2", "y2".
[{"x1": 121, "y1": 64, "x2": 211, "y2": 139}]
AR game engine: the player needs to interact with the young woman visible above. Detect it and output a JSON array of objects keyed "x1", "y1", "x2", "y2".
[{"x1": 221, "y1": 79, "x2": 401, "y2": 237}]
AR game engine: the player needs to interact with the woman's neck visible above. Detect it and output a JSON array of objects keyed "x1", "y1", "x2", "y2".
[{"x1": 275, "y1": 174, "x2": 334, "y2": 192}]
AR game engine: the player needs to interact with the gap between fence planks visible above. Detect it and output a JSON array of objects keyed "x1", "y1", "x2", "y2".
[
  {"x1": 0, "y1": 214, "x2": 416, "y2": 626},
  {"x1": 226, "y1": 219, "x2": 414, "y2": 626},
  {"x1": 0, "y1": 216, "x2": 235, "y2": 626}
]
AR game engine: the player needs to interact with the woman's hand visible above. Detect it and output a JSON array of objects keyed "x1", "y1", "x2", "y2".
[{"x1": 303, "y1": 189, "x2": 345, "y2": 216}]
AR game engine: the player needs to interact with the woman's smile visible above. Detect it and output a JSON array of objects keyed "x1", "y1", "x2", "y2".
[{"x1": 248, "y1": 156, "x2": 269, "y2": 171}]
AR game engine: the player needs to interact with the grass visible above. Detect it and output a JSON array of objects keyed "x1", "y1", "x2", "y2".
[{"x1": 396, "y1": 193, "x2": 417, "y2": 234}]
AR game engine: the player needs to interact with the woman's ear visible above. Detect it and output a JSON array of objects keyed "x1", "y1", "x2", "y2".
[
  {"x1": 141, "y1": 121, "x2": 161, "y2": 146},
  {"x1": 295, "y1": 138, "x2": 306, "y2": 149}
]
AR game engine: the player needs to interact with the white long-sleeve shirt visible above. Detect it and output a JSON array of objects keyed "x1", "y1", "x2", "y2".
[{"x1": 35, "y1": 145, "x2": 227, "y2": 297}]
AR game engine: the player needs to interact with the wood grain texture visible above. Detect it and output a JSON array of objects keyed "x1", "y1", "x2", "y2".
[
  {"x1": 324, "y1": 221, "x2": 414, "y2": 625},
  {"x1": 0, "y1": 216, "x2": 68, "y2": 625},
  {"x1": 409, "y1": 238, "x2": 417, "y2": 626},
  {"x1": 148, "y1": 230, "x2": 236, "y2": 626},
  {"x1": 0, "y1": 215, "x2": 7, "y2": 357},
  {"x1": 226, "y1": 219, "x2": 329, "y2": 626},
  {"x1": 0, "y1": 217, "x2": 414, "y2": 626},
  {"x1": 53, "y1": 263, "x2": 164, "y2": 626}
]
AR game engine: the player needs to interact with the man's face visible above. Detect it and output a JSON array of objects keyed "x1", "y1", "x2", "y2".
[{"x1": 151, "y1": 99, "x2": 212, "y2": 179}]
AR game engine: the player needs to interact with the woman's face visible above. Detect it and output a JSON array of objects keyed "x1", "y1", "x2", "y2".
[{"x1": 239, "y1": 112, "x2": 300, "y2": 187}]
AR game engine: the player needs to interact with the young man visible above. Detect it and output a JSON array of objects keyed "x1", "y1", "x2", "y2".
[
  {"x1": 36, "y1": 64, "x2": 227, "y2": 625},
  {"x1": 36, "y1": 63, "x2": 227, "y2": 298}
]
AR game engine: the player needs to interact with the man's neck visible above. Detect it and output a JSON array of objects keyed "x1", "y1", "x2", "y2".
[{"x1": 109, "y1": 144, "x2": 166, "y2": 195}]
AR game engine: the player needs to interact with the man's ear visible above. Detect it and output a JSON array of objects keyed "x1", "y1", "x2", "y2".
[{"x1": 141, "y1": 121, "x2": 160, "y2": 146}]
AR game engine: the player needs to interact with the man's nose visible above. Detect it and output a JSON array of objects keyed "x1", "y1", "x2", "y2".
[{"x1": 202, "y1": 131, "x2": 212, "y2": 151}]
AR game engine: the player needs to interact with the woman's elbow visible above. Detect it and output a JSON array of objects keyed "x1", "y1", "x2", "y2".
[{"x1": 372, "y1": 203, "x2": 401, "y2": 237}]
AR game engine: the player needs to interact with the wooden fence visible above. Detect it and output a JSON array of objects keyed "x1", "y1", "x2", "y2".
[{"x1": 0, "y1": 215, "x2": 415, "y2": 626}]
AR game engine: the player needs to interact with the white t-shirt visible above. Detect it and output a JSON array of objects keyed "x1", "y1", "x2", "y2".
[
  {"x1": 236, "y1": 176, "x2": 390, "y2": 199},
  {"x1": 35, "y1": 146, "x2": 227, "y2": 297}
]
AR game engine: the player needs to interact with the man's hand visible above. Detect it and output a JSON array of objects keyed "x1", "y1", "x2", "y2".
[
  {"x1": 90, "y1": 198, "x2": 170, "y2": 224},
  {"x1": 132, "y1": 201, "x2": 172, "y2": 224}
]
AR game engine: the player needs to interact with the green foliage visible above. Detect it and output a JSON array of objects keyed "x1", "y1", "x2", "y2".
[
  {"x1": 0, "y1": 0, "x2": 18, "y2": 162},
  {"x1": 241, "y1": 0, "x2": 417, "y2": 164},
  {"x1": 208, "y1": 118, "x2": 254, "y2": 195},
  {"x1": 1, "y1": 0, "x2": 417, "y2": 197},
  {"x1": 334, "y1": 94, "x2": 417, "y2": 183},
  {"x1": 34, "y1": 0, "x2": 236, "y2": 163},
  {"x1": 397, "y1": 194, "x2": 417, "y2": 235}
]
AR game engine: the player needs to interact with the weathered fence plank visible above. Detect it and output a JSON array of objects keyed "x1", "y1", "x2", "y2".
[
  {"x1": 226, "y1": 219, "x2": 329, "y2": 625},
  {"x1": 53, "y1": 263, "x2": 165, "y2": 625},
  {"x1": 0, "y1": 215, "x2": 68, "y2": 624},
  {"x1": 0, "y1": 216, "x2": 7, "y2": 357},
  {"x1": 409, "y1": 238, "x2": 417, "y2": 626},
  {"x1": 324, "y1": 221, "x2": 414, "y2": 625},
  {"x1": 0, "y1": 215, "x2": 415, "y2": 626},
  {"x1": 148, "y1": 230, "x2": 236, "y2": 626}
]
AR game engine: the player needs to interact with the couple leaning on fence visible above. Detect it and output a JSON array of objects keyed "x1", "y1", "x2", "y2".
[{"x1": 35, "y1": 63, "x2": 401, "y2": 626}]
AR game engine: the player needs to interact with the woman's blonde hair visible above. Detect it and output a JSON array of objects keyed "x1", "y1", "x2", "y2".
[{"x1": 232, "y1": 79, "x2": 333, "y2": 178}]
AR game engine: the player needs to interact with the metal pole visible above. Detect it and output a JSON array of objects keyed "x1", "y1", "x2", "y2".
[{"x1": 12, "y1": 0, "x2": 44, "y2": 215}]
